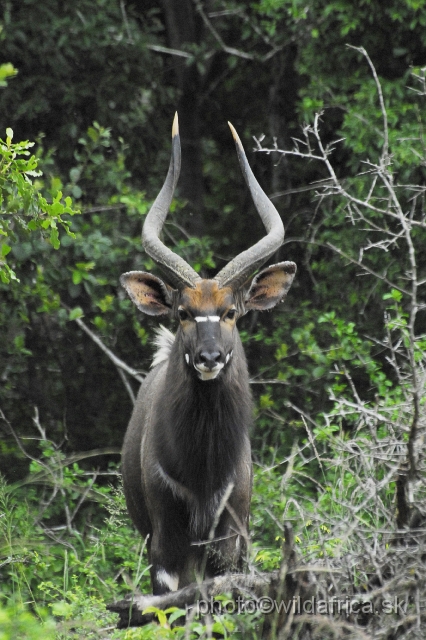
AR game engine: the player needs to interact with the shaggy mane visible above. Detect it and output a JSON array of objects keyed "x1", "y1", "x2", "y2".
[{"x1": 151, "y1": 325, "x2": 175, "y2": 368}]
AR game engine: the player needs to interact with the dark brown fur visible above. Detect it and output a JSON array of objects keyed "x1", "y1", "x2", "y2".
[{"x1": 122, "y1": 318, "x2": 253, "y2": 594}]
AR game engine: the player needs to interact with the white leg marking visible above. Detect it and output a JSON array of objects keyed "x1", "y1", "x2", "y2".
[{"x1": 156, "y1": 569, "x2": 179, "y2": 591}]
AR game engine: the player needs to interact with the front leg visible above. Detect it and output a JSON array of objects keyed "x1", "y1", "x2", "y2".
[{"x1": 149, "y1": 498, "x2": 193, "y2": 595}]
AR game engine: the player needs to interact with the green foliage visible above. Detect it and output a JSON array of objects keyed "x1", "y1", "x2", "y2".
[
  {"x1": 1, "y1": 0, "x2": 426, "y2": 636},
  {"x1": 0, "y1": 441, "x2": 151, "y2": 636},
  {"x1": 251, "y1": 305, "x2": 420, "y2": 575},
  {"x1": 0, "y1": 62, "x2": 17, "y2": 87},
  {"x1": 0, "y1": 0, "x2": 176, "y2": 178},
  {"x1": 0, "y1": 128, "x2": 79, "y2": 282},
  {"x1": 0, "y1": 604, "x2": 56, "y2": 640}
]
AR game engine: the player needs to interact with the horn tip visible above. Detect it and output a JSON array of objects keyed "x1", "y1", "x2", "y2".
[
  {"x1": 228, "y1": 121, "x2": 241, "y2": 146},
  {"x1": 172, "y1": 112, "x2": 179, "y2": 138}
]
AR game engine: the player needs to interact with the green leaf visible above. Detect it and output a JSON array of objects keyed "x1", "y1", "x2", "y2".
[
  {"x1": 1, "y1": 243, "x2": 11, "y2": 257},
  {"x1": 72, "y1": 270, "x2": 83, "y2": 284},
  {"x1": 167, "y1": 608, "x2": 185, "y2": 624},
  {"x1": 49, "y1": 201, "x2": 64, "y2": 215},
  {"x1": 142, "y1": 605, "x2": 168, "y2": 627},
  {"x1": 50, "y1": 227, "x2": 60, "y2": 249},
  {"x1": 68, "y1": 307, "x2": 84, "y2": 321},
  {"x1": 0, "y1": 63, "x2": 18, "y2": 87},
  {"x1": 383, "y1": 289, "x2": 403, "y2": 302},
  {"x1": 71, "y1": 185, "x2": 82, "y2": 199}
]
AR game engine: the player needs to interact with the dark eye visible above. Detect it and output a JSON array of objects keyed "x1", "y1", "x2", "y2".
[
  {"x1": 178, "y1": 308, "x2": 189, "y2": 321},
  {"x1": 226, "y1": 309, "x2": 236, "y2": 321}
]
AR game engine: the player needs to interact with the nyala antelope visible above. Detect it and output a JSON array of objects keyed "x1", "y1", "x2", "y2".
[{"x1": 121, "y1": 114, "x2": 296, "y2": 595}]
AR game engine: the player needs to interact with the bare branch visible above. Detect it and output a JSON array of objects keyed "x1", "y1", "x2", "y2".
[
  {"x1": 117, "y1": 367, "x2": 136, "y2": 405},
  {"x1": 146, "y1": 44, "x2": 194, "y2": 59},
  {"x1": 63, "y1": 305, "x2": 145, "y2": 384},
  {"x1": 347, "y1": 45, "x2": 389, "y2": 163},
  {"x1": 326, "y1": 242, "x2": 411, "y2": 296},
  {"x1": 194, "y1": 0, "x2": 255, "y2": 60}
]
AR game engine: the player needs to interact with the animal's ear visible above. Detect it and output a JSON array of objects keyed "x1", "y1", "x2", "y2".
[
  {"x1": 244, "y1": 261, "x2": 296, "y2": 311},
  {"x1": 120, "y1": 271, "x2": 176, "y2": 316}
]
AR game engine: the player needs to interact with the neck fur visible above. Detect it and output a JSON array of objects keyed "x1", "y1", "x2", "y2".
[{"x1": 154, "y1": 330, "x2": 252, "y2": 499}]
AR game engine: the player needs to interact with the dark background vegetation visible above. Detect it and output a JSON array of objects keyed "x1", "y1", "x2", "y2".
[{"x1": 1, "y1": 1, "x2": 426, "y2": 638}]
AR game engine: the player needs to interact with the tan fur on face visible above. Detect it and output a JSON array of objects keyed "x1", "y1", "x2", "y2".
[{"x1": 180, "y1": 280, "x2": 235, "y2": 318}]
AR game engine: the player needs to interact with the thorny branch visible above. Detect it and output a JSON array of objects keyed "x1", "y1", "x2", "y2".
[
  {"x1": 255, "y1": 50, "x2": 426, "y2": 532},
  {"x1": 347, "y1": 45, "x2": 390, "y2": 164}
]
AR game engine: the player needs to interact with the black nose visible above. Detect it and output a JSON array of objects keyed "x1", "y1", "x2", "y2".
[{"x1": 199, "y1": 351, "x2": 222, "y2": 370}]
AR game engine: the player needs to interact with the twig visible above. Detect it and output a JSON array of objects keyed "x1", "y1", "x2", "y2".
[
  {"x1": 117, "y1": 367, "x2": 136, "y2": 405},
  {"x1": 326, "y1": 242, "x2": 411, "y2": 296},
  {"x1": 146, "y1": 44, "x2": 193, "y2": 59},
  {"x1": 194, "y1": 0, "x2": 255, "y2": 61},
  {"x1": 347, "y1": 45, "x2": 389, "y2": 164},
  {"x1": 63, "y1": 305, "x2": 145, "y2": 384}
]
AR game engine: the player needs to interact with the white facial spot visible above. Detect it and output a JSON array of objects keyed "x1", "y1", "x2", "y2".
[
  {"x1": 156, "y1": 569, "x2": 179, "y2": 592},
  {"x1": 225, "y1": 350, "x2": 233, "y2": 364},
  {"x1": 185, "y1": 353, "x2": 190, "y2": 365},
  {"x1": 194, "y1": 316, "x2": 220, "y2": 323}
]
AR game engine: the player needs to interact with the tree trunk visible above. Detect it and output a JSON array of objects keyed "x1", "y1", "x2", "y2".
[{"x1": 161, "y1": 0, "x2": 205, "y2": 235}]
